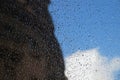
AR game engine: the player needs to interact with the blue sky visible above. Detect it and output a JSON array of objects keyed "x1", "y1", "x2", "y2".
[
  {"x1": 49, "y1": 0, "x2": 120, "y2": 79},
  {"x1": 49, "y1": 0, "x2": 120, "y2": 59}
]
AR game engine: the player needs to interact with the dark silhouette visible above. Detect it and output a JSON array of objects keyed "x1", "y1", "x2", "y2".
[{"x1": 0, "y1": 0, "x2": 67, "y2": 80}]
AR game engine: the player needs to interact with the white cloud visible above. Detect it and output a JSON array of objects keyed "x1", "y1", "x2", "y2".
[{"x1": 65, "y1": 48, "x2": 120, "y2": 80}]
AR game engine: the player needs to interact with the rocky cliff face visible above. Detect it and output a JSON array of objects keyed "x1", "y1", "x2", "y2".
[{"x1": 0, "y1": 0, "x2": 67, "y2": 80}]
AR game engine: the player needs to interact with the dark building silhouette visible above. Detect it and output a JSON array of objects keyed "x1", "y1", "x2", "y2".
[{"x1": 0, "y1": 0, "x2": 67, "y2": 80}]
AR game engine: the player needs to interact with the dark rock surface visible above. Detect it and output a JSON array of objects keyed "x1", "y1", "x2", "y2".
[{"x1": 0, "y1": 0, "x2": 67, "y2": 80}]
